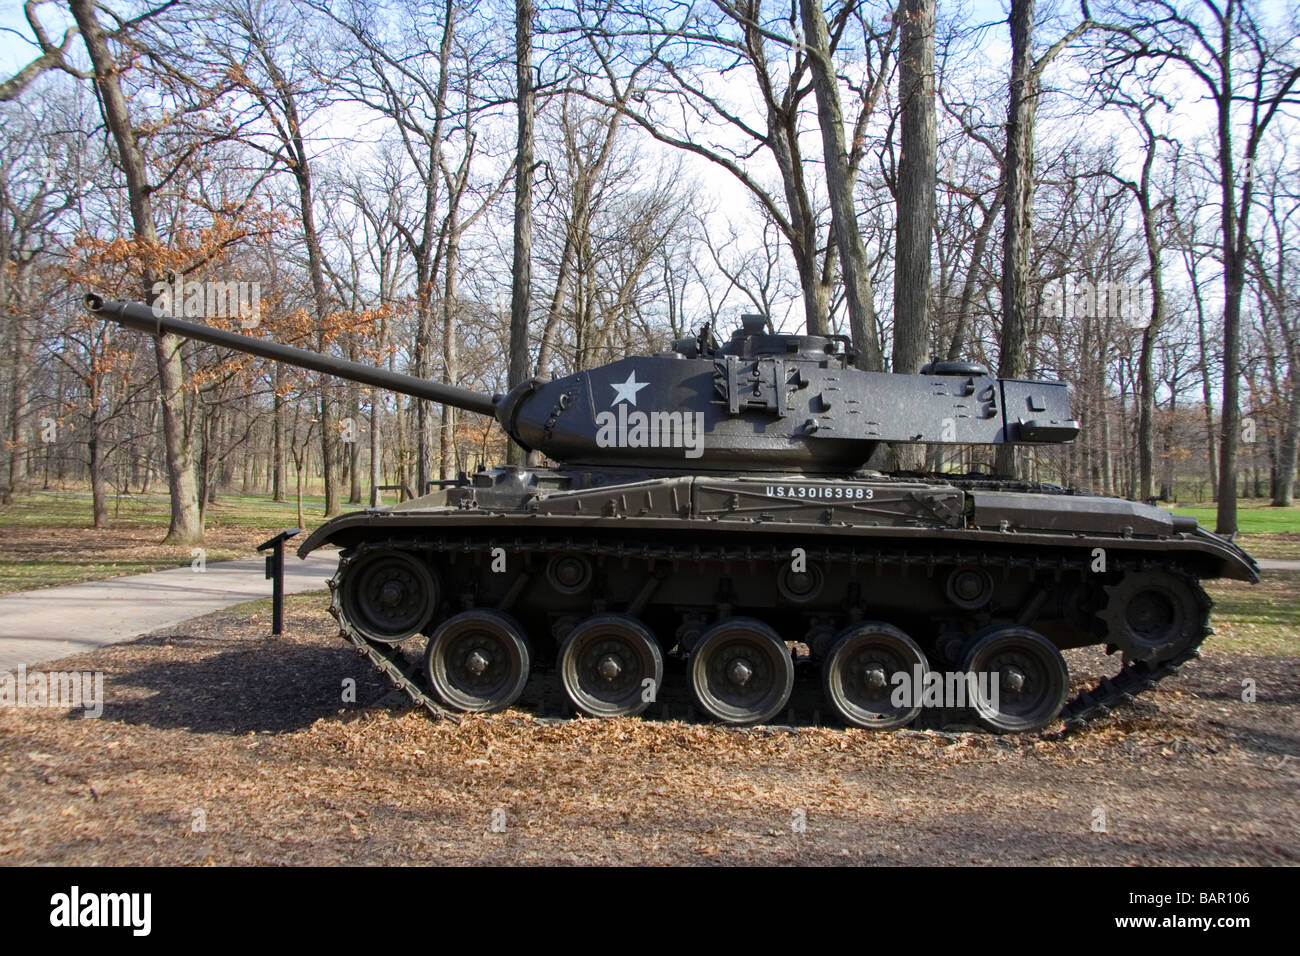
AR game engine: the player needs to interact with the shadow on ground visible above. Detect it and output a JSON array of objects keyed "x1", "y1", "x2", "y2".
[{"x1": 104, "y1": 629, "x2": 392, "y2": 734}]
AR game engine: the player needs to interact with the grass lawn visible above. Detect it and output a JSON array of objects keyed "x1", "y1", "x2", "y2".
[
  {"x1": 0, "y1": 489, "x2": 365, "y2": 594},
  {"x1": 1234, "y1": 534, "x2": 1300, "y2": 559},
  {"x1": 1161, "y1": 499, "x2": 1300, "y2": 559},
  {"x1": 0, "y1": 488, "x2": 362, "y2": 529},
  {"x1": 1168, "y1": 498, "x2": 1300, "y2": 531},
  {"x1": 1203, "y1": 570, "x2": 1300, "y2": 657}
]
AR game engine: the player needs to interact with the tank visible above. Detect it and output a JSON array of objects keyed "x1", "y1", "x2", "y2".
[{"x1": 87, "y1": 294, "x2": 1258, "y2": 733}]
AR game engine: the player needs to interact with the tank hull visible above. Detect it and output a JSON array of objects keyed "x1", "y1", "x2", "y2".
[{"x1": 303, "y1": 468, "x2": 1255, "y2": 733}]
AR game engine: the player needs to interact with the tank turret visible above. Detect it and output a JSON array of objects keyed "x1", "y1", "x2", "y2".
[{"x1": 86, "y1": 297, "x2": 1078, "y2": 473}]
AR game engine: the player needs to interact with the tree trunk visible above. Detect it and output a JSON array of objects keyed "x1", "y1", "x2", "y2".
[
  {"x1": 292, "y1": 149, "x2": 338, "y2": 517},
  {"x1": 88, "y1": 384, "x2": 107, "y2": 529},
  {"x1": 1188, "y1": 263, "x2": 1219, "y2": 500},
  {"x1": 272, "y1": 368, "x2": 285, "y2": 501},
  {"x1": 1136, "y1": 192, "x2": 1166, "y2": 503},
  {"x1": 7, "y1": 271, "x2": 35, "y2": 493},
  {"x1": 70, "y1": 0, "x2": 202, "y2": 543},
  {"x1": 800, "y1": 0, "x2": 885, "y2": 371},
  {"x1": 415, "y1": 291, "x2": 436, "y2": 493},
  {"x1": 892, "y1": 0, "x2": 936, "y2": 378},
  {"x1": 370, "y1": 313, "x2": 385, "y2": 503},
  {"x1": 946, "y1": 190, "x2": 1003, "y2": 362},
  {"x1": 1101, "y1": 396, "x2": 1114, "y2": 497},
  {"x1": 440, "y1": 228, "x2": 461, "y2": 479},
  {"x1": 1213, "y1": 48, "x2": 1253, "y2": 534},
  {"x1": 535, "y1": 228, "x2": 575, "y2": 378},
  {"x1": 890, "y1": 0, "x2": 936, "y2": 470},
  {"x1": 996, "y1": 0, "x2": 1036, "y2": 478},
  {"x1": 507, "y1": 0, "x2": 535, "y2": 466}
]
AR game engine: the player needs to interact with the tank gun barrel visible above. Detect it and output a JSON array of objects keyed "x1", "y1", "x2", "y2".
[{"x1": 85, "y1": 294, "x2": 499, "y2": 417}]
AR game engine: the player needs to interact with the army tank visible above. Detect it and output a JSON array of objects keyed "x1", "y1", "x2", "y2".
[{"x1": 87, "y1": 294, "x2": 1257, "y2": 733}]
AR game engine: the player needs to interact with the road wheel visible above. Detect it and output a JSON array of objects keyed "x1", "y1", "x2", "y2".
[
  {"x1": 560, "y1": 614, "x2": 663, "y2": 718},
  {"x1": 426, "y1": 610, "x2": 530, "y2": 712},
  {"x1": 690, "y1": 618, "x2": 794, "y2": 725},
  {"x1": 961, "y1": 626, "x2": 1069, "y2": 734},
  {"x1": 823, "y1": 622, "x2": 927, "y2": 730}
]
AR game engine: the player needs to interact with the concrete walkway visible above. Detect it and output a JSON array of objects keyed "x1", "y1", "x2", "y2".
[
  {"x1": 1257, "y1": 559, "x2": 1300, "y2": 571},
  {"x1": 0, "y1": 551, "x2": 338, "y2": 671}
]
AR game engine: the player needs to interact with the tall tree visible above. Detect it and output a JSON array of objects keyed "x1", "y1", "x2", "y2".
[
  {"x1": 800, "y1": 0, "x2": 884, "y2": 370},
  {"x1": 1101, "y1": 0, "x2": 1300, "y2": 533},
  {"x1": 508, "y1": 0, "x2": 535, "y2": 466},
  {"x1": 319, "y1": 0, "x2": 473, "y2": 492},
  {"x1": 996, "y1": 0, "x2": 1092, "y2": 476},
  {"x1": 67, "y1": 0, "x2": 203, "y2": 542},
  {"x1": 1095, "y1": 93, "x2": 1175, "y2": 503},
  {"x1": 892, "y1": 0, "x2": 936, "y2": 379},
  {"x1": 996, "y1": 0, "x2": 1037, "y2": 477},
  {"x1": 891, "y1": 0, "x2": 936, "y2": 469},
  {"x1": 213, "y1": 0, "x2": 344, "y2": 515}
]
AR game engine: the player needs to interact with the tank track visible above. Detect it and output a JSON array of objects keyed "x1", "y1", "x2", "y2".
[
  {"x1": 326, "y1": 536, "x2": 1213, "y2": 734},
  {"x1": 1058, "y1": 573, "x2": 1213, "y2": 732},
  {"x1": 328, "y1": 586, "x2": 460, "y2": 722}
]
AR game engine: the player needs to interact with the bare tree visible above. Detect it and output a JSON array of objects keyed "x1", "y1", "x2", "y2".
[
  {"x1": 1095, "y1": 92, "x2": 1177, "y2": 502},
  {"x1": 892, "y1": 0, "x2": 935, "y2": 379},
  {"x1": 1099, "y1": 0, "x2": 1300, "y2": 532},
  {"x1": 1248, "y1": 144, "x2": 1300, "y2": 504},
  {"x1": 0, "y1": 0, "x2": 87, "y2": 102},
  {"x1": 1, "y1": 93, "x2": 80, "y2": 497},
  {"x1": 207, "y1": 0, "x2": 350, "y2": 515},
  {"x1": 996, "y1": 0, "x2": 1093, "y2": 476},
  {"x1": 67, "y1": 0, "x2": 204, "y2": 542},
  {"x1": 564, "y1": 0, "x2": 892, "y2": 351},
  {"x1": 508, "y1": 0, "x2": 535, "y2": 466},
  {"x1": 800, "y1": 0, "x2": 884, "y2": 369},
  {"x1": 534, "y1": 94, "x2": 627, "y2": 377}
]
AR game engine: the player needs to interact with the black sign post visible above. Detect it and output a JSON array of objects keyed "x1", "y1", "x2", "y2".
[{"x1": 256, "y1": 528, "x2": 301, "y2": 635}]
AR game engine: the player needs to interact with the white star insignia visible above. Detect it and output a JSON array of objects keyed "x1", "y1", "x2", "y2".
[{"x1": 609, "y1": 371, "x2": 649, "y2": 406}]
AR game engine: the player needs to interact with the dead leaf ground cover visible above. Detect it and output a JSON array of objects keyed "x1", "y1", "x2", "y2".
[{"x1": 1, "y1": 592, "x2": 1295, "y2": 866}]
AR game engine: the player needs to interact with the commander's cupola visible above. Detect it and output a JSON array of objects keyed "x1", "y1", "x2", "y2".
[{"x1": 674, "y1": 314, "x2": 856, "y2": 367}]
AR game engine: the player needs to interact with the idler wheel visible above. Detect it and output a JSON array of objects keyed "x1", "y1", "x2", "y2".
[
  {"x1": 822, "y1": 622, "x2": 928, "y2": 730},
  {"x1": 1101, "y1": 570, "x2": 1203, "y2": 664},
  {"x1": 546, "y1": 553, "x2": 593, "y2": 595},
  {"x1": 559, "y1": 614, "x2": 664, "y2": 718},
  {"x1": 960, "y1": 626, "x2": 1069, "y2": 734},
  {"x1": 425, "y1": 610, "x2": 531, "y2": 712},
  {"x1": 689, "y1": 618, "x2": 794, "y2": 725},
  {"x1": 339, "y1": 549, "x2": 437, "y2": 644}
]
